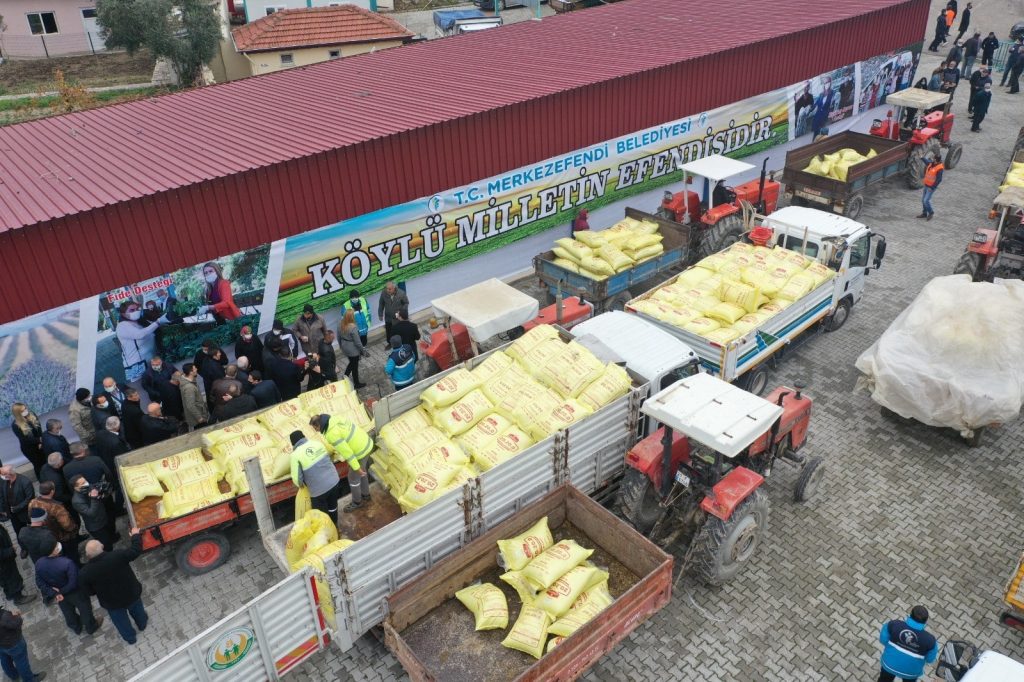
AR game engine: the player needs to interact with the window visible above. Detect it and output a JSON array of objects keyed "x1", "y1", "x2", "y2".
[
  {"x1": 328, "y1": 50, "x2": 340, "y2": 59},
  {"x1": 27, "y1": 11, "x2": 59, "y2": 35},
  {"x1": 81, "y1": 8, "x2": 97, "y2": 18},
  {"x1": 849, "y1": 234, "x2": 870, "y2": 268},
  {"x1": 778, "y1": 234, "x2": 819, "y2": 260},
  {"x1": 280, "y1": 53, "x2": 294, "y2": 65}
]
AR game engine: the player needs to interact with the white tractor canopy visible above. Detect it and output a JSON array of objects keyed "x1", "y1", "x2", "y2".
[
  {"x1": 641, "y1": 373, "x2": 783, "y2": 458},
  {"x1": 430, "y1": 278, "x2": 539, "y2": 343},
  {"x1": 678, "y1": 154, "x2": 755, "y2": 182},
  {"x1": 883, "y1": 89, "x2": 952, "y2": 111},
  {"x1": 994, "y1": 186, "x2": 1024, "y2": 210}
]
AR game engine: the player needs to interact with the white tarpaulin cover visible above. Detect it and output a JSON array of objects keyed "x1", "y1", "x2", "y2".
[
  {"x1": 430, "y1": 278, "x2": 540, "y2": 342},
  {"x1": 855, "y1": 275, "x2": 1024, "y2": 434}
]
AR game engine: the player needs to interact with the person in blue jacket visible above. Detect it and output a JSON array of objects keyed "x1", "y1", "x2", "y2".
[
  {"x1": 877, "y1": 605, "x2": 939, "y2": 682},
  {"x1": 385, "y1": 336, "x2": 416, "y2": 391}
]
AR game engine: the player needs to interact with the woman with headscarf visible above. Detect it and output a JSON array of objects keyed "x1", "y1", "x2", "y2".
[
  {"x1": 9, "y1": 403, "x2": 42, "y2": 474},
  {"x1": 197, "y1": 262, "x2": 242, "y2": 323},
  {"x1": 115, "y1": 300, "x2": 159, "y2": 382}
]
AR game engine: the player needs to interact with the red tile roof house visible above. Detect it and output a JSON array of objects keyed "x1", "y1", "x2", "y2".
[{"x1": 231, "y1": 5, "x2": 414, "y2": 76}]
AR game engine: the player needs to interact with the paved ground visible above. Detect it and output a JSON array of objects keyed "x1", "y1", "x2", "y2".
[{"x1": 12, "y1": 27, "x2": 1024, "y2": 682}]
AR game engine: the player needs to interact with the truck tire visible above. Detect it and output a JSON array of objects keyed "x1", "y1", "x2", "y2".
[
  {"x1": 906, "y1": 138, "x2": 941, "y2": 190},
  {"x1": 607, "y1": 290, "x2": 633, "y2": 312},
  {"x1": 690, "y1": 488, "x2": 769, "y2": 586},
  {"x1": 176, "y1": 532, "x2": 231, "y2": 575},
  {"x1": 843, "y1": 194, "x2": 864, "y2": 220},
  {"x1": 618, "y1": 468, "x2": 664, "y2": 535},
  {"x1": 953, "y1": 251, "x2": 983, "y2": 281},
  {"x1": 700, "y1": 214, "x2": 745, "y2": 257},
  {"x1": 826, "y1": 298, "x2": 852, "y2": 332},
  {"x1": 944, "y1": 142, "x2": 963, "y2": 170},
  {"x1": 740, "y1": 365, "x2": 770, "y2": 396},
  {"x1": 793, "y1": 456, "x2": 824, "y2": 502}
]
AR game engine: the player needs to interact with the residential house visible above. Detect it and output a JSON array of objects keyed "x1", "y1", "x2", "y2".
[
  {"x1": 242, "y1": 0, "x2": 392, "y2": 24},
  {"x1": 0, "y1": 0, "x2": 105, "y2": 58},
  {"x1": 232, "y1": 5, "x2": 413, "y2": 77}
]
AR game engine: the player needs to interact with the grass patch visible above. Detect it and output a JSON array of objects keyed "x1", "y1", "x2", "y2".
[
  {"x1": 0, "y1": 86, "x2": 170, "y2": 125},
  {"x1": 0, "y1": 50, "x2": 155, "y2": 96}
]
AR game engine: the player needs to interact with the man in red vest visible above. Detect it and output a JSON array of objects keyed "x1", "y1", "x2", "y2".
[{"x1": 918, "y1": 155, "x2": 945, "y2": 221}]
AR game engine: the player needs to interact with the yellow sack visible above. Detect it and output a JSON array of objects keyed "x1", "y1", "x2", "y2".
[
  {"x1": 533, "y1": 564, "x2": 601, "y2": 619},
  {"x1": 494, "y1": 380, "x2": 556, "y2": 431},
  {"x1": 705, "y1": 327, "x2": 743, "y2": 344},
  {"x1": 573, "y1": 231, "x2": 606, "y2": 249},
  {"x1": 761, "y1": 300, "x2": 793, "y2": 315},
  {"x1": 553, "y1": 247, "x2": 578, "y2": 262},
  {"x1": 500, "y1": 569, "x2": 540, "y2": 605},
  {"x1": 526, "y1": 399, "x2": 592, "y2": 442},
  {"x1": 522, "y1": 539, "x2": 594, "y2": 590},
  {"x1": 695, "y1": 252, "x2": 733, "y2": 272},
  {"x1": 470, "y1": 351, "x2": 514, "y2": 384},
  {"x1": 402, "y1": 440, "x2": 470, "y2": 483},
  {"x1": 420, "y1": 369, "x2": 481, "y2": 410},
  {"x1": 622, "y1": 232, "x2": 662, "y2": 250},
  {"x1": 772, "y1": 246, "x2": 812, "y2": 270},
  {"x1": 506, "y1": 325, "x2": 559, "y2": 364},
  {"x1": 148, "y1": 449, "x2": 206, "y2": 478},
  {"x1": 201, "y1": 419, "x2": 266, "y2": 447},
  {"x1": 223, "y1": 447, "x2": 291, "y2": 491},
  {"x1": 694, "y1": 275, "x2": 724, "y2": 293},
  {"x1": 805, "y1": 262, "x2": 836, "y2": 286},
  {"x1": 286, "y1": 517, "x2": 316, "y2": 568},
  {"x1": 385, "y1": 425, "x2": 447, "y2": 461},
  {"x1": 160, "y1": 477, "x2": 225, "y2": 519},
  {"x1": 481, "y1": 370, "x2": 530, "y2": 407},
  {"x1": 866, "y1": 148, "x2": 878, "y2": 159},
  {"x1": 577, "y1": 363, "x2": 631, "y2": 412},
  {"x1": 472, "y1": 426, "x2": 534, "y2": 471},
  {"x1": 776, "y1": 272, "x2": 816, "y2": 301},
  {"x1": 295, "y1": 486, "x2": 311, "y2": 521},
  {"x1": 579, "y1": 256, "x2": 614, "y2": 276},
  {"x1": 457, "y1": 414, "x2": 512, "y2": 456},
  {"x1": 597, "y1": 244, "x2": 633, "y2": 271},
  {"x1": 676, "y1": 290, "x2": 719, "y2": 314},
  {"x1": 301, "y1": 527, "x2": 332, "y2": 561},
  {"x1": 121, "y1": 464, "x2": 164, "y2": 503},
  {"x1": 258, "y1": 398, "x2": 306, "y2": 430},
  {"x1": 300, "y1": 382, "x2": 351, "y2": 410},
  {"x1": 553, "y1": 257, "x2": 581, "y2": 273},
  {"x1": 802, "y1": 155, "x2": 823, "y2": 174},
  {"x1": 210, "y1": 432, "x2": 280, "y2": 462},
  {"x1": 379, "y1": 408, "x2": 433, "y2": 453},
  {"x1": 519, "y1": 339, "x2": 567, "y2": 380},
  {"x1": 501, "y1": 605, "x2": 552, "y2": 660},
  {"x1": 304, "y1": 510, "x2": 338, "y2": 544},
  {"x1": 553, "y1": 238, "x2": 592, "y2": 262},
  {"x1": 675, "y1": 267, "x2": 713, "y2": 288},
  {"x1": 631, "y1": 244, "x2": 664, "y2": 262},
  {"x1": 716, "y1": 260, "x2": 744, "y2": 281},
  {"x1": 547, "y1": 581, "x2": 614, "y2": 638},
  {"x1": 539, "y1": 342, "x2": 605, "y2": 399},
  {"x1": 397, "y1": 460, "x2": 461, "y2": 512},
  {"x1": 498, "y1": 517, "x2": 554, "y2": 571},
  {"x1": 578, "y1": 268, "x2": 608, "y2": 281},
  {"x1": 720, "y1": 280, "x2": 767, "y2": 314},
  {"x1": 159, "y1": 461, "x2": 225, "y2": 490},
  {"x1": 732, "y1": 312, "x2": 772, "y2": 334},
  {"x1": 547, "y1": 637, "x2": 566, "y2": 654},
  {"x1": 455, "y1": 583, "x2": 509, "y2": 631},
  {"x1": 634, "y1": 219, "x2": 660, "y2": 235},
  {"x1": 682, "y1": 317, "x2": 721, "y2": 335},
  {"x1": 432, "y1": 389, "x2": 494, "y2": 437},
  {"x1": 705, "y1": 301, "x2": 747, "y2": 326}
]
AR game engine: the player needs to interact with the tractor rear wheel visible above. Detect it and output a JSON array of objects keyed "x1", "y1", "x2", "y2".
[
  {"x1": 906, "y1": 138, "x2": 941, "y2": 190},
  {"x1": 699, "y1": 214, "x2": 745, "y2": 257},
  {"x1": 618, "y1": 468, "x2": 664, "y2": 535},
  {"x1": 690, "y1": 488, "x2": 769, "y2": 586},
  {"x1": 794, "y1": 456, "x2": 824, "y2": 502},
  {"x1": 945, "y1": 142, "x2": 963, "y2": 170},
  {"x1": 843, "y1": 194, "x2": 864, "y2": 220},
  {"x1": 953, "y1": 250, "x2": 983, "y2": 281}
]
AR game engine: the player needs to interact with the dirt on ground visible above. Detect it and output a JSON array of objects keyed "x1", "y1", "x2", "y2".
[{"x1": 0, "y1": 49, "x2": 155, "y2": 95}]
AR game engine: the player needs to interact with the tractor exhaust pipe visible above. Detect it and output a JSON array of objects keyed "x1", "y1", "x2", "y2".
[{"x1": 756, "y1": 158, "x2": 768, "y2": 214}]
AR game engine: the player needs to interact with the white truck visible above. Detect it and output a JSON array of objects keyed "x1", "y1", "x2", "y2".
[{"x1": 626, "y1": 205, "x2": 887, "y2": 394}]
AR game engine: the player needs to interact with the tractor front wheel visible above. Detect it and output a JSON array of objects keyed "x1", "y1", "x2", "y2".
[
  {"x1": 945, "y1": 142, "x2": 963, "y2": 170},
  {"x1": 953, "y1": 250, "x2": 983, "y2": 281},
  {"x1": 794, "y1": 456, "x2": 824, "y2": 502},
  {"x1": 690, "y1": 488, "x2": 769, "y2": 586},
  {"x1": 699, "y1": 215, "x2": 745, "y2": 258},
  {"x1": 618, "y1": 468, "x2": 664, "y2": 535}
]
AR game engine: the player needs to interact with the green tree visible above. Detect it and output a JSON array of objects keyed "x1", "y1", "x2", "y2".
[{"x1": 95, "y1": 0, "x2": 220, "y2": 87}]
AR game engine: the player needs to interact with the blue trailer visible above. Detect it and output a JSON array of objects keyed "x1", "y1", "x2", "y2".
[{"x1": 433, "y1": 9, "x2": 502, "y2": 37}]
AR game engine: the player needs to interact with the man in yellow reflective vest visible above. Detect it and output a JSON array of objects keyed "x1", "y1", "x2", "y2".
[
  {"x1": 310, "y1": 414, "x2": 373, "y2": 512},
  {"x1": 289, "y1": 430, "x2": 341, "y2": 521}
]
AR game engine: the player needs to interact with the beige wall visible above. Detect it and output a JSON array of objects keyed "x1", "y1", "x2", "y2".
[{"x1": 242, "y1": 39, "x2": 404, "y2": 76}]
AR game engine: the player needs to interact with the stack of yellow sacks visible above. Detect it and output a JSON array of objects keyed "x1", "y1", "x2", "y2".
[
  {"x1": 632, "y1": 242, "x2": 836, "y2": 345},
  {"x1": 373, "y1": 325, "x2": 633, "y2": 513},
  {"x1": 999, "y1": 161, "x2": 1024, "y2": 192},
  {"x1": 451, "y1": 517, "x2": 614, "y2": 659},
  {"x1": 802, "y1": 147, "x2": 878, "y2": 182},
  {"x1": 121, "y1": 449, "x2": 237, "y2": 519},
  {"x1": 551, "y1": 217, "x2": 665, "y2": 281},
  {"x1": 286, "y1": 509, "x2": 355, "y2": 629}
]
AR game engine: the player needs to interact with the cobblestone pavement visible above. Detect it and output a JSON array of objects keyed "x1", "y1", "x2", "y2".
[{"x1": 18, "y1": 43, "x2": 1024, "y2": 682}]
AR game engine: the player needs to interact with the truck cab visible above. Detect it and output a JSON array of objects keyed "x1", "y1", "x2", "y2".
[
  {"x1": 936, "y1": 641, "x2": 1024, "y2": 681},
  {"x1": 760, "y1": 206, "x2": 887, "y2": 330}
]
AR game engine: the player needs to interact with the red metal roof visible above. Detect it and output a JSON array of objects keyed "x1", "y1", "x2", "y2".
[
  {"x1": 0, "y1": 0, "x2": 930, "y2": 323},
  {"x1": 232, "y1": 5, "x2": 413, "y2": 53}
]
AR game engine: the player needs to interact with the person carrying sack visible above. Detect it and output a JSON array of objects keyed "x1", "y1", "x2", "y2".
[
  {"x1": 310, "y1": 414, "x2": 372, "y2": 513},
  {"x1": 288, "y1": 431, "x2": 341, "y2": 522}
]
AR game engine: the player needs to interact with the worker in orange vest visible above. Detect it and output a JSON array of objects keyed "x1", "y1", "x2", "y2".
[{"x1": 918, "y1": 155, "x2": 945, "y2": 221}]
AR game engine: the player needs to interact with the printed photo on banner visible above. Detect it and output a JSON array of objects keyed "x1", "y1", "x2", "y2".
[
  {"x1": 94, "y1": 244, "x2": 272, "y2": 385},
  {"x1": 0, "y1": 305, "x2": 80, "y2": 428},
  {"x1": 859, "y1": 47, "x2": 919, "y2": 112},
  {"x1": 789, "y1": 64, "x2": 856, "y2": 140}
]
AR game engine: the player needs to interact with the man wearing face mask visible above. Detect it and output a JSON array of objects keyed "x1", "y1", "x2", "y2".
[
  {"x1": 294, "y1": 304, "x2": 327, "y2": 356},
  {"x1": 196, "y1": 342, "x2": 227, "y2": 410},
  {"x1": 264, "y1": 319, "x2": 301, "y2": 359},
  {"x1": 70, "y1": 475, "x2": 114, "y2": 551},
  {"x1": 35, "y1": 538, "x2": 101, "y2": 636},
  {"x1": 121, "y1": 389, "x2": 146, "y2": 449},
  {"x1": 235, "y1": 325, "x2": 263, "y2": 373},
  {"x1": 40, "y1": 420, "x2": 70, "y2": 465},
  {"x1": 69, "y1": 389, "x2": 96, "y2": 446},
  {"x1": 100, "y1": 377, "x2": 129, "y2": 417},
  {"x1": 177, "y1": 365, "x2": 209, "y2": 430},
  {"x1": 90, "y1": 396, "x2": 118, "y2": 433},
  {"x1": 115, "y1": 302, "x2": 160, "y2": 383}
]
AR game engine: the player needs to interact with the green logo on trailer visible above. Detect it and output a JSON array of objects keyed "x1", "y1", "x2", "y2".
[{"x1": 207, "y1": 626, "x2": 256, "y2": 671}]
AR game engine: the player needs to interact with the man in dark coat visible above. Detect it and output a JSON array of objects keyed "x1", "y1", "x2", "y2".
[
  {"x1": 35, "y1": 538, "x2": 101, "y2": 636},
  {"x1": 0, "y1": 526, "x2": 34, "y2": 607},
  {"x1": 955, "y1": 2, "x2": 972, "y2": 42},
  {"x1": 18, "y1": 508, "x2": 56, "y2": 567},
  {"x1": 981, "y1": 32, "x2": 999, "y2": 67},
  {"x1": 92, "y1": 417, "x2": 129, "y2": 511},
  {"x1": 40, "y1": 420, "x2": 71, "y2": 464},
  {"x1": 198, "y1": 345, "x2": 228, "y2": 410},
  {"x1": 968, "y1": 66, "x2": 991, "y2": 114},
  {"x1": 139, "y1": 404, "x2": 180, "y2": 446},
  {"x1": 235, "y1": 325, "x2": 264, "y2": 373},
  {"x1": 0, "y1": 469, "x2": 34, "y2": 558},
  {"x1": 266, "y1": 346, "x2": 303, "y2": 401},
  {"x1": 0, "y1": 603, "x2": 45, "y2": 681},
  {"x1": 90, "y1": 396, "x2": 118, "y2": 433},
  {"x1": 71, "y1": 476, "x2": 115, "y2": 551},
  {"x1": 392, "y1": 308, "x2": 422, "y2": 362},
  {"x1": 141, "y1": 356, "x2": 183, "y2": 420},
  {"x1": 316, "y1": 330, "x2": 339, "y2": 383},
  {"x1": 970, "y1": 83, "x2": 992, "y2": 130},
  {"x1": 121, "y1": 390, "x2": 146, "y2": 450},
  {"x1": 928, "y1": 12, "x2": 948, "y2": 51},
  {"x1": 212, "y1": 385, "x2": 258, "y2": 423},
  {"x1": 63, "y1": 443, "x2": 112, "y2": 489},
  {"x1": 79, "y1": 528, "x2": 148, "y2": 644},
  {"x1": 247, "y1": 371, "x2": 282, "y2": 409},
  {"x1": 377, "y1": 281, "x2": 409, "y2": 345},
  {"x1": 40, "y1": 454, "x2": 73, "y2": 513}
]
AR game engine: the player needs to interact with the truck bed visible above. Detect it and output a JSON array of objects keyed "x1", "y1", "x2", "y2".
[
  {"x1": 534, "y1": 208, "x2": 690, "y2": 308},
  {"x1": 383, "y1": 485, "x2": 672, "y2": 682},
  {"x1": 782, "y1": 131, "x2": 907, "y2": 205}
]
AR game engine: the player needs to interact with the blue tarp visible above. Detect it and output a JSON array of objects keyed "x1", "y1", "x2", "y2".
[{"x1": 433, "y1": 9, "x2": 487, "y2": 31}]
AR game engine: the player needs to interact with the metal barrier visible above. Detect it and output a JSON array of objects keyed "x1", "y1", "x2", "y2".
[{"x1": 0, "y1": 33, "x2": 115, "y2": 59}]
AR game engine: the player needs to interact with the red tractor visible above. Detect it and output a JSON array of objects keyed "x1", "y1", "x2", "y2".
[
  {"x1": 954, "y1": 187, "x2": 1024, "y2": 282},
  {"x1": 619, "y1": 373, "x2": 821, "y2": 585},
  {"x1": 868, "y1": 88, "x2": 963, "y2": 186},
  {"x1": 657, "y1": 154, "x2": 780, "y2": 257}
]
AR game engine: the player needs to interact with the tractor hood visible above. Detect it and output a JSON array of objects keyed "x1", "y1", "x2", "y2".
[{"x1": 641, "y1": 373, "x2": 783, "y2": 458}]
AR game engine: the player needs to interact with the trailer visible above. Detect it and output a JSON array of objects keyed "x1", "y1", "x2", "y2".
[
  {"x1": 534, "y1": 208, "x2": 691, "y2": 312},
  {"x1": 626, "y1": 205, "x2": 886, "y2": 395},
  {"x1": 383, "y1": 484, "x2": 672, "y2": 681},
  {"x1": 433, "y1": 9, "x2": 502, "y2": 37}
]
